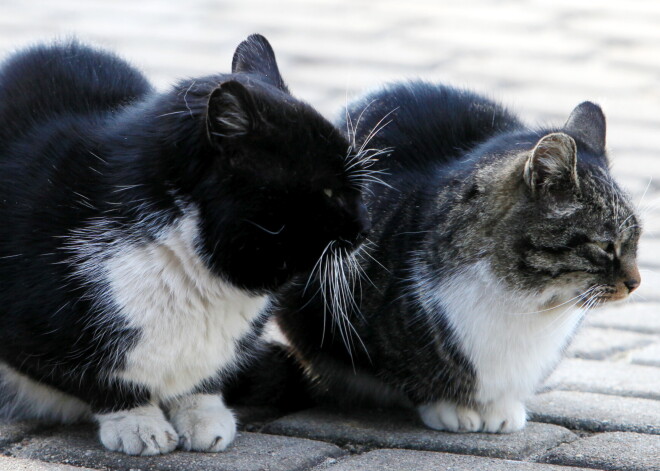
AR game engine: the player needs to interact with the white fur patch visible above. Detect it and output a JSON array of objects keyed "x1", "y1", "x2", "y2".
[
  {"x1": 0, "y1": 362, "x2": 91, "y2": 423},
  {"x1": 105, "y1": 212, "x2": 268, "y2": 400},
  {"x1": 167, "y1": 393, "x2": 236, "y2": 452},
  {"x1": 414, "y1": 261, "x2": 583, "y2": 425},
  {"x1": 96, "y1": 404, "x2": 178, "y2": 455}
]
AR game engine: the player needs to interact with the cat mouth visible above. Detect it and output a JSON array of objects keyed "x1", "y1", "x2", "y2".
[{"x1": 579, "y1": 278, "x2": 641, "y2": 306}]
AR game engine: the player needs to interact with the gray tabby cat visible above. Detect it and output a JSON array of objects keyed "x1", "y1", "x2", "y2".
[{"x1": 271, "y1": 81, "x2": 642, "y2": 433}]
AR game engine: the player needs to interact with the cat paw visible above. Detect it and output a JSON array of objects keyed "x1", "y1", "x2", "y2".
[
  {"x1": 418, "y1": 401, "x2": 483, "y2": 432},
  {"x1": 168, "y1": 394, "x2": 237, "y2": 452},
  {"x1": 96, "y1": 405, "x2": 178, "y2": 455},
  {"x1": 481, "y1": 399, "x2": 527, "y2": 433}
]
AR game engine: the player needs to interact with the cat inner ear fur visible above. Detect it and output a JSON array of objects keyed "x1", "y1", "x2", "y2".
[
  {"x1": 563, "y1": 101, "x2": 606, "y2": 155},
  {"x1": 524, "y1": 132, "x2": 579, "y2": 197},
  {"x1": 231, "y1": 34, "x2": 289, "y2": 92},
  {"x1": 207, "y1": 80, "x2": 259, "y2": 140}
]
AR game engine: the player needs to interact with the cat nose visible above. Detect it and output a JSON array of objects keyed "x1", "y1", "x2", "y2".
[
  {"x1": 621, "y1": 261, "x2": 641, "y2": 293},
  {"x1": 624, "y1": 278, "x2": 640, "y2": 293}
]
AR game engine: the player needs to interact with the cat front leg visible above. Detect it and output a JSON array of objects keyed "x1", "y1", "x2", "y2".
[
  {"x1": 166, "y1": 393, "x2": 237, "y2": 452},
  {"x1": 95, "y1": 404, "x2": 178, "y2": 455}
]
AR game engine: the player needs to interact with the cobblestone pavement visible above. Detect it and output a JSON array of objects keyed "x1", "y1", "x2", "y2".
[{"x1": 1, "y1": 0, "x2": 659, "y2": 470}]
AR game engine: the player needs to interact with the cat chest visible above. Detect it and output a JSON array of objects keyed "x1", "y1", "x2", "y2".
[
  {"x1": 428, "y1": 262, "x2": 583, "y2": 403},
  {"x1": 101, "y1": 217, "x2": 268, "y2": 400}
]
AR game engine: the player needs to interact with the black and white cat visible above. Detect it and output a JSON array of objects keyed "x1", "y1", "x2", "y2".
[
  {"x1": 0, "y1": 35, "x2": 369, "y2": 455},
  {"x1": 233, "y1": 81, "x2": 642, "y2": 434}
]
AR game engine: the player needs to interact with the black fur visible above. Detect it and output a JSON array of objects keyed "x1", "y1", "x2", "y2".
[
  {"x1": 230, "y1": 81, "x2": 640, "y2": 419},
  {"x1": 0, "y1": 36, "x2": 369, "y2": 418}
]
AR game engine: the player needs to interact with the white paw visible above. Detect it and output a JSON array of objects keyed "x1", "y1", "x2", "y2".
[
  {"x1": 418, "y1": 401, "x2": 483, "y2": 432},
  {"x1": 168, "y1": 394, "x2": 237, "y2": 452},
  {"x1": 481, "y1": 399, "x2": 527, "y2": 433},
  {"x1": 96, "y1": 405, "x2": 178, "y2": 455}
]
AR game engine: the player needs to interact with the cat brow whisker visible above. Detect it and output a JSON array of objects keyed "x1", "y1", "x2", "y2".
[
  {"x1": 182, "y1": 80, "x2": 196, "y2": 118},
  {"x1": 156, "y1": 110, "x2": 189, "y2": 118},
  {"x1": 242, "y1": 219, "x2": 285, "y2": 235},
  {"x1": 635, "y1": 176, "x2": 653, "y2": 210}
]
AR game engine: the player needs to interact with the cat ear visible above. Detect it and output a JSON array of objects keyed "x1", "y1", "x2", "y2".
[
  {"x1": 231, "y1": 34, "x2": 289, "y2": 92},
  {"x1": 207, "y1": 81, "x2": 258, "y2": 140},
  {"x1": 563, "y1": 101, "x2": 606, "y2": 155},
  {"x1": 524, "y1": 132, "x2": 579, "y2": 196}
]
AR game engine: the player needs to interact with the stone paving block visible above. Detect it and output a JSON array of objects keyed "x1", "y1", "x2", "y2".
[
  {"x1": 234, "y1": 405, "x2": 286, "y2": 431},
  {"x1": 630, "y1": 342, "x2": 660, "y2": 367},
  {"x1": 263, "y1": 407, "x2": 576, "y2": 460},
  {"x1": 539, "y1": 432, "x2": 660, "y2": 471},
  {"x1": 587, "y1": 301, "x2": 660, "y2": 334},
  {"x1": 0, "y1": 455, "x2": 97, "y2": 471},
  {"x1": 317, "y1": 449, "x2": 597, "y2": 471},
  {"x1": 8, "y1": 424, "x2": 345, "y2": 471},
  {"x1": 565, "y1": 327, "x2": 656, "y2": 360},
  {"x1": 543, "y1": 358, "x2": 660, "y2": 400},
  {"x1": 528, "y1": 391, "x2": 660, "y2": 434},
  {"x1": 0, "y1": 420, "x2": 47, "y2": 448}
]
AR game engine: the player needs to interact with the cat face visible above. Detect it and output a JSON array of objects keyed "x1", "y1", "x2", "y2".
[
  {"x1": 172, "y1": 35, "x2": 370, "y2": 291},
  {"x1": 490, "y1": 103, "x2": 641, "y2": 307}
]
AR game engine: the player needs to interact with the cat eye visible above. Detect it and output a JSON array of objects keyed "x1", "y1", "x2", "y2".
[
  {"x1": 593, "y1": 241, "x2": 609, "y2": 251},
  {"x1": 323, "y1": 188, "x2": 333, "y2": 198},
  {"x1": 591, "y1": 241, "x2": 614, "y2": 254}
]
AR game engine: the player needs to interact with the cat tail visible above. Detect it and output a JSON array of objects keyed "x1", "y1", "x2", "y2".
[
  {"x1": 0, "y1": 364, "x2": 91, "y2": 423},
  {"x1": 224, "y1": 343, "x2": 317, "y2": 412}
]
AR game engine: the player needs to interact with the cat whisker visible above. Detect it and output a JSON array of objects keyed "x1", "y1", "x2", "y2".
[
  {"x1": 533, "y1": 286, "x2": 602, "y2": 338},
  {"x1": 510, "y1": 285, "x2": 600, "y2": 316},
  {"x1": 357, "y1": 107, "x2": 399, "y2": 156}
]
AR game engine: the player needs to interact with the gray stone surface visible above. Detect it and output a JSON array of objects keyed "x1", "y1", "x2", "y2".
[
  {"x1": 528, "y1": 391, "x2": 660, "y2": 434},
  {"x1": 0, "y1": 456, "x2": 96, "y2": 471},
  {"x1": 263, "y1": 408, "x2": 577, "y2": 460},
  {"x1": 565, "y1": 327, "x2": 657, "y2": 360},
  {"x1": 317, "y1": 449, "x2": 598, "y2": 471},
  {"x1": 8, "y1": 425, "x2": 345, "y2": 471},
  {"x1": 234, "y1": 405, "x2": 286, "y2": 432},
  {"x1": 540, "y1": 432, "x2": 660, "y2": 471},
  {"x1": 586, "y1": 302, "x2": 660, "y2": 334},
  {"x1": 543, "y1": 358, "x2": 660, "y2": 400},
  {"x1": 630, "y1": 342, "x2": 660, "y2": 367},
  {"x1": 0, "y1": 420, "x2": 47, "y2": 448}
]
